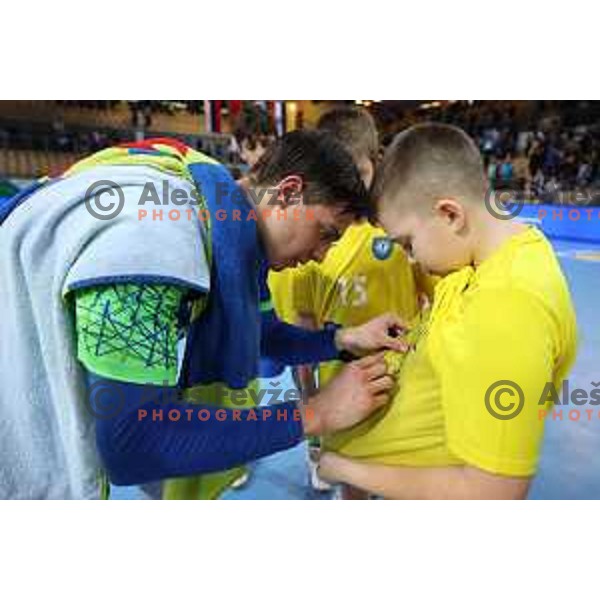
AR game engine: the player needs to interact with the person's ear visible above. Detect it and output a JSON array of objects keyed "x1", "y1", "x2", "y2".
[
  {"x1": 433, "y1": 198, "x2": 467, "y2": 232},
  {"x1": 276, "y1": 175, "x2": 304, "y2": 208},
  {"x1": 357, "y1": 158, "x2": 375, "y2": 189}
]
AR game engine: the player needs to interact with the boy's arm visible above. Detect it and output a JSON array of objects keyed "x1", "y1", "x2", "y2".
[{"x1": 319, "y1": 455, "x2": 530, "y2": 499}]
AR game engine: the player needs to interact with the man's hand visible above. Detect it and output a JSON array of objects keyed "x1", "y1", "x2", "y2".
[
  {"x1": 300, "y1": 353, "x2": 394, "y2": 436},
  {"x1": 335, "y1": 313, "x2": 409, "y2": 356}
]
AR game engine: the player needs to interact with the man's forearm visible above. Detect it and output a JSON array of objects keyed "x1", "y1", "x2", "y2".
[
  {"x1": 88, "y1": 374, "x2": 304, "y2": 485},
  {"x1": 261, "y1": 310, "x2": 340, "y2": 365},
  {"x1": 319, "y1": 455, "x2": 530, "y2": 499}
]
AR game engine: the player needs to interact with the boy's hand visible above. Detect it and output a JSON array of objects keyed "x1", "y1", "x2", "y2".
[
  {"x1": 317, "y1": 452, "x2": 349, "y2": 484},
  {"x1": 335, "y1": 313, "x2": 410, "y2": 356},
  {"x1": 300, "y1": 353, "x2": 394, "y2": 436}
]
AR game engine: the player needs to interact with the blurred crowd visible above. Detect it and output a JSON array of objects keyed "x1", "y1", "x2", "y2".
[
  {"x1": 401, "y1": 101, "x2": 600, "y2": 203},
  {"x1": 0, "y1": 101, "x2": 206, "y2": 155},
  {"x1": 54, "y1": 100, "x2": 202, "y2": 115},
  {"x1": 0, "y1": 118, "x2": 127, "y2": 154},
  {"x1": 1, "y1": 101, "x2": 598, "y2": 205}
]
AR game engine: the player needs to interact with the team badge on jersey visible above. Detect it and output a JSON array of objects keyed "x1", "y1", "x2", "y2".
[{"x1": 372, "y1": 236, "x2": 393, "y2": 260}]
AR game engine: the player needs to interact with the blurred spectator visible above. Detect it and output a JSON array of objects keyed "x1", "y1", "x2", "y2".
[
  {"x1": 496, "y1": 153, "x2": 514, "y2": 189},
  {"x1": 487, "y1": 155, "x2": 498, "y2": 187}
]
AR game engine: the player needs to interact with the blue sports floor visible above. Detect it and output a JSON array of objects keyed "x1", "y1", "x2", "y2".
[{"x1": 112, "y1": 239, "x2": 600, "y2": 500}]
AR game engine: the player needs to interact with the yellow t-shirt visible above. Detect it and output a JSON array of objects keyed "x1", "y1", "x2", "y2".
[
  {"x1": 267, "y1": 269, "x2": 300, "y2": 324},
  {"x1": 325, "y1": 227, "x2": 578, "y2": 477}
]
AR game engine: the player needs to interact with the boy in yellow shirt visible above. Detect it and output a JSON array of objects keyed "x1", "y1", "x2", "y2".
[
  {"x1": 270, "y1": 107, "x2": 432, "y2": 496},
  {"x1": 319, "y1": 123, "x2": 578, "y2": 499}
]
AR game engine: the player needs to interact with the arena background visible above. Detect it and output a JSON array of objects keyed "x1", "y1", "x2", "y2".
[{"x1": 1, "y1": 100, "x2": 599, "y2": 499}]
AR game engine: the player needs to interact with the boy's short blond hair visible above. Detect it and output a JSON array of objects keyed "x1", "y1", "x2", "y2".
[
  {"x1": 372, "y1": 122, "x2": 488, "y2": 214},
  {"x1": 317, "y1": 107, "x2": 379, "y2": 165}
]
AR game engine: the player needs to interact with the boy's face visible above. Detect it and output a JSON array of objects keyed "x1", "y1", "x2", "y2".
[{"x1": 378, "y1": 199, "x2": 472, "y2": 276}]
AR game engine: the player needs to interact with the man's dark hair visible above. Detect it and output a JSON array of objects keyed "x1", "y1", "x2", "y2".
[
  {"x1": 371, "y1": 122, "x2": 487, "y2": 215},
  {"x1": 317, "y1": 107, "x2": 379, "y2": 164},
  {"x1": 250, "y1": 129, "x2": 370, "y2": 218}
]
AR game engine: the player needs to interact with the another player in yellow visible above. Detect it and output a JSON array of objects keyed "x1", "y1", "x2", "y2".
[
  {"x1": 270, "y1": 107, "x2": 432, "y2": 497},
  {"x1": 319, "y1": 123, "x2": 578, "y2": 499}
]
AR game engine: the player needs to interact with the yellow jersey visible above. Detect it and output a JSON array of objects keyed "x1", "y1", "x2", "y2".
[
  {"x1": 283, "y1": 222, "x2": 424, "y2": 385},
  {"x1": 325, "y1": 227, "x2": 578, "y2": 477},
  {"x1": 267, "y1": 269, "x2": 300, "y2": 324}
]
